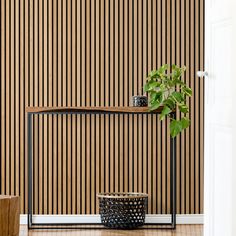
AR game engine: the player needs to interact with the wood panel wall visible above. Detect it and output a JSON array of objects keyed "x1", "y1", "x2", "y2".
[{"x1": 0, "y1": 0, "x2": 204, "y2": 214}]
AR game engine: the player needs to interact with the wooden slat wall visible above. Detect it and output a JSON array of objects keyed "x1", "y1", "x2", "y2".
[{"x1": 0, "y1": 0, "x2": 204, "y2": 214}]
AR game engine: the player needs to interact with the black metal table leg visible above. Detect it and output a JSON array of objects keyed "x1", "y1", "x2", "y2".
[
  {"x1": 28, "y1": 113, "x2": 33, "y2": 229},
  {"x1": 170, "y1": 113, "x2": 176, "y2": 229}
]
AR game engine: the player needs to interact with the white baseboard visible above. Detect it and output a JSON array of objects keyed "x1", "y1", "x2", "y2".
[{"x1": 20, "y1": 214, "x2": 204, "y2": 225}]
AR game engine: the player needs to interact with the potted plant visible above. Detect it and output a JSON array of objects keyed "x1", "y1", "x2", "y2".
[{"x1": 144, "y1": 64, "x2": 192, "y2": 138}]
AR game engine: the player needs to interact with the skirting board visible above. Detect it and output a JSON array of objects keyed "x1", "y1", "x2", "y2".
[{"x1": 20, "y1": 214, "x2": 204, "y2": 225}]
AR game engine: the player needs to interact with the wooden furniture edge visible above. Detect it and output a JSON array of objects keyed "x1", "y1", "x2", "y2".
[
  {"x1": 25, "y1": 106, "x2": 165, "y2": 113},
  {"x1": 0, "y1": 195, "x2": 19, "y2": 200}
]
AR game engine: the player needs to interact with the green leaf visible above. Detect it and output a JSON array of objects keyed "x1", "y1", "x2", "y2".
[
  {"x1": 180, "y1": 117, "x2": 190, "y2": 129},
  {"x1": 183, "y1": 86, "x2": 192, "y2": 96},
  {"x1": 178, "y1": 104, "x2": 189, "y2": 113},
  {"x1": 170, "y1": 120, "x2": 182, "y2": 138},
  {"x1": 148, "y1": 70, "x2": 160, "y2": 78},
  {"x1": 150, "y1": 91, "x2": 163, "y2": 104},
  {"x1": 172, "y1": 65, "x2": 186, "y2": 80},
  {"x1": 160, "y1": 106, "x2": 172, "y2": 120},
  {"x1": 149, "y1": 81, "x2": 161, "y2": 90},
  {"x1": 144, "y1": 81, "x2": 152, "y2": 92},
  {"x1": 144, "y1": 81, "x2": 161, "y2": 92},
  {"x1": 158, "y1": 64, "x2": 169, "y2": 74},
  {"x1": 149, "y1": 100, "x2": 162, "y2": 111},
  {"x1": 172, "y1": 67, "x2": 181, "y2": 78},
  {"x1": 166, "y1": 79, "x2": 175, "y2": 88},
  {"x1": 170, "y1": 117, "x2": 190, "y2": 138},
  {"x1": 149, "y1": 91, "x2": 157, "y2": 102},
  {"x1": 163, "y1": 97, "x2": 175, "y2": 110},
  {"x1": 172, "y1": 78, "x2": 185, "y2": 86},
  {"x1": 159, "y1": 83, "x2": 166, "y2": 90},
  {"x1": 144, "y1": 83, "x2": 149, "y2": 92},
  {"x1": 149, "y1": 93, "x2": 164, "y2": 111},
  {"x1": 172, "y1": 92, "x2": 184, "y2": 103}
]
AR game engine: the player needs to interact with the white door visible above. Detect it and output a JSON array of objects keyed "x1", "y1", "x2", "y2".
[{"x1": 204, "y1": 0, "x2": 236, "y2": 235}]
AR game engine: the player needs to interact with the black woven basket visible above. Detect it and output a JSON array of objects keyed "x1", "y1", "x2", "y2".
[{"x1": 97, "y1": 192, "x2": 148, "y2": 229}]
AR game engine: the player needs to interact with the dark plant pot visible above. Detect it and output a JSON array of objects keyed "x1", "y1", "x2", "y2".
[{"x1": 132, "y1": 95, "x2": 148, "y2": 107}]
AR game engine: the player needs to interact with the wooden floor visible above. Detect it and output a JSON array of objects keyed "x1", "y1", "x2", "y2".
[{"x1": 20, "y1": 225, "x2": 203, "y2": 236}]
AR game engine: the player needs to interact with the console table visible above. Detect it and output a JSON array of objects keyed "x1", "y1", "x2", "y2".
[{"x1": 26, "y1": 106, "x2": 176, "y2": 230}]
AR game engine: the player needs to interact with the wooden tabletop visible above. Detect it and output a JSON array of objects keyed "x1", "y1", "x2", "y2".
[{"x1": 25, "y1": 106, "x2": 164, "y2": 114}]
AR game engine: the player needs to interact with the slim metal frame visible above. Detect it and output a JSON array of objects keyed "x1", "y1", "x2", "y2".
[{"x1": 27, "y1": 110, "x2": 176, "y2": 230}]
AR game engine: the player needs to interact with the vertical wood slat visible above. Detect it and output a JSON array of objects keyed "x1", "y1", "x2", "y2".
[
  {"x1": 71, "y1": 0, "x2": 76, "y2": 215},
  {"x1": 57, "y1": 0, "x2": 62, "y2": 215},
  {"x1": 175, "y1": 0, "x2": 181, "y2": 214},
  {"x1": 1, "y1": 0, "x2": 6, "y2": 200},
  {"x1": 48, "y1": 0, "x2": 53, "y2": 215},
  {"x1": 5, "y1": 0, "x2": 10, "y2": 197},
  {"x1": 180, "y1": 0, "x2": 187, "y2": 214},
  {"x1": 186, "y1": 0, "x2": 191, "y2": 215},
  {"x1": 15, "y1": 0, "x2": 20, "y2": 198},
  {"x1": 171, "y1": 0, "x2": 176, "y2": 215},
  {"x1": 76, "y1": 0, "x2": 81, "y2": 214},
  {"x1": 194, "y1": 0, "x2": 199, "y2": 214},
  {"x1": 33, "y1": 0, "x2": 39, "y2": 214},
  {"x1": 52, "y1": 0, "x2": 58, "y2": 215},
  {"x1": 43, "y1": 0, "x2": 48, "y2": 214},
  {"x1": 38, "y1": 0, "x2": 43, "y2": 214},
  {"x1": 19, "y1": 1, "x2": 25, "y2": 212},
  {"x1": 0, "y1": 0, "x2": 204, "y2": 215},
  {"x1": 90, "y1": 0, "x2": 95, "y2": 213},
  {"x1": 10, "y1": 0, "x2": 15, "y2": 197}
]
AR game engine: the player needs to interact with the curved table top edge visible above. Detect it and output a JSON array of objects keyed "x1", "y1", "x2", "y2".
[{"x1": 25, "y1": 106, "x2": 165, "y2": 114}]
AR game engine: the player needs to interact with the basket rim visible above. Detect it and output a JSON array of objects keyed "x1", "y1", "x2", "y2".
[{"x1": 96, "y1": 192, "x2": 148, "y2": 199}]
